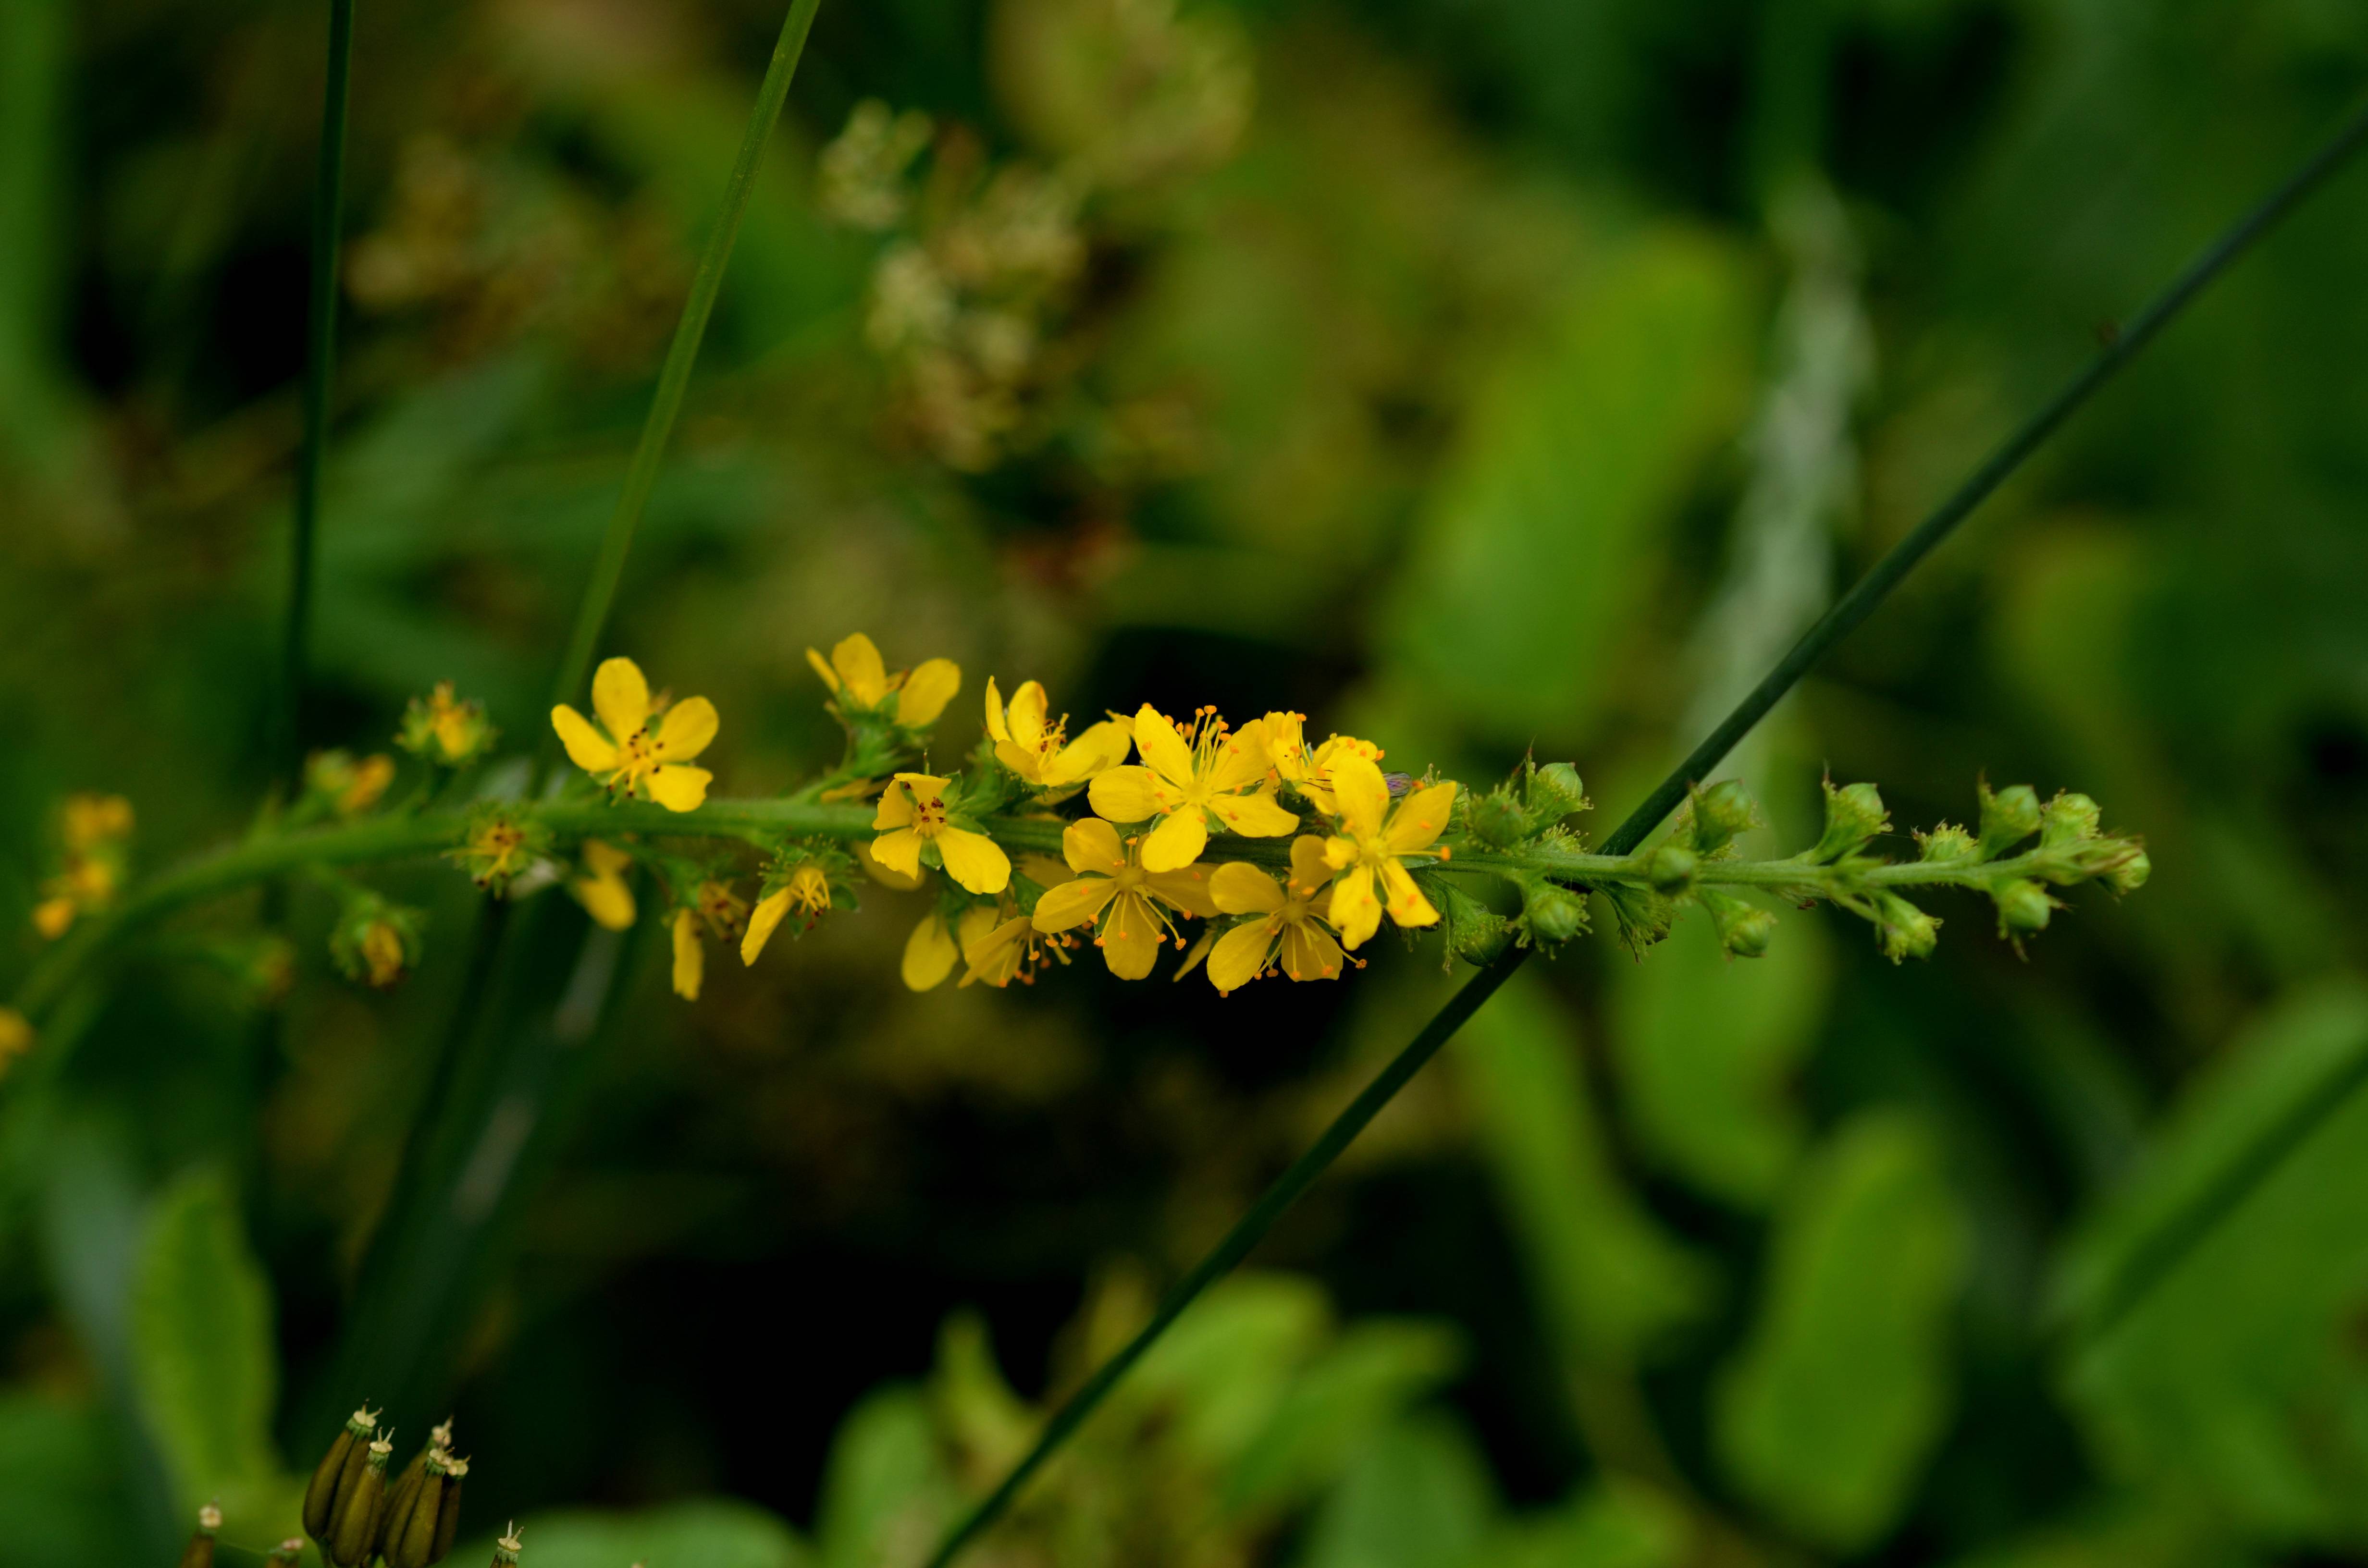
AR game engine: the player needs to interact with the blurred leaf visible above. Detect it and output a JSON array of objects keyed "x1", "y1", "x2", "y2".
[
  {"x1": 1385, "y1": 224, "x2": 1753, "y2": 747},
  {"x1": 1224, "y1": 1317, "x2": 1464, "y2": 1515},
  {"x1": 1714, "y1": 1110, "x2": 1968, "y2": 1550},
  {"x1": 1945, "y1": 1492, "x2": 2262, "y2": 1568},
  {"x1": 127, "y1": 1167, "x2": 282, "y2": 1522},
  {"x1": 2057, "y1": 980, "x2": 2368, "y2": 1544},
  {"x1": 1457, "y1": 970, "x2": 1712, "y2": 1368},
  {"x1": 815, "y1": 1386, "x2": 953, "y2": 1568},
  {"x1": 0, "y1": 1393, "x2": 138, "y2": 1568},
  {"x1": 1299, "y1": 1411, "x2": 1497, "y2": 1568},
  {"x1": 1491, "y1": 1479, "x2": 1691, "y2": 1568},
  {"x1": 1609, "y1": 902, "x2": 1829, "y2": 1209},
  {"x1": 468, "y1": 1500, "x2": 808, "y2": 1568},
  {"x1": 1126, "y1": 1271, "x2": 1330, "y2": 1465}
]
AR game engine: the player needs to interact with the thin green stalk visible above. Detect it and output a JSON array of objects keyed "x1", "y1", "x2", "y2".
[
  {"x1": 919, "y1": 96, "x2": 2368, "y2": 1568},
  {"x1": 278, "y1": 0, "x2": 356, "y2": 789},
  {"x1": 539, "y1": 0, "x2": 825, "y2": 766}
]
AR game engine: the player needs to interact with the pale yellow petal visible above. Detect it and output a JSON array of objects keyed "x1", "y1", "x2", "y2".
[
  {"x1": 1174, "y1": 926, "x2": 1217, "y2": 982},
  {"x1": 1033, "y1": 876, "x2": 1117, "y2": 933},
  {"x1": 1146, "y1": 862, "x2": 1219, "y2": 919},
  {"x1": 584, "y1": 839, "x2": 633, "y2": 876},
  {"x1": 1331, "y1": 864, "x2": 1382, "y2": 950},
  {"x1": 1208, "y1": 789, "x2": 1297, "y2": 838},
  {"x1": 1203, "y1": 717, "x2": 1271, "y2": 794},
  {"x1": 742, "y1": 890, "x2": 793, "y2": 965},
  {"x1": 1280, "y1": 920, "x2": 1346, "y2": 982},
  {"x1": 896, "y1": 658, "x2": 961, "y2": 726},
  {"x1": 592, "y1": 657, "x2": 651, "y2": 739},
  {"x1": 856, "y1": 839, "x2": 925, "y2": 890},
  {"x1": 1042, "y1": 720, "x2": 1132, "y2": 786},
  {"x1": 1018, "y1": 852, "x2": 1074, "y2": 888},
  {"x1": 1009, "y1": 680, "x2": 1049, "y2": 750},
  {"x1": 1088, "y1": 766, "x2": 1163, "y2": 824},
  {"x1": 1131, "y1": 705, "x2": 1195, "y2": 790},
  {"x1": 994, "y1": 739, "x2": 1044, "y2": 782},
  {"x1": 806, "y1": 646, "x2": 841, "y2": 693},
  {"x1": 671, "y1": 909, "x2": 703, "y2": 1000},
  {"x1": 1099, "y1": 894, "x2": 1163, "y2": 979},
  {"x1": 1323, "y1": 835, "x2": 1357, "y2": 870},
  {"x1": 935, "y1": 827, "x2": 1011, "y2": 895},
  {"x1": 1385, "y1": 782, "x2": 1458, "y2": 854},
  {"x1": 902, "y1": 911, "x2": 959, "y2": 991},
  {"x1": 1287, "y1": 836, "x2": 1334, "y2": 897},
  {"x1": 1207, "y1": 920, "x2": 1278, "y2": 994},
  {"x1": 832, "y1": 634, "x2": 889, "y2": 705},
  {"x1": 1062, "y1": 817, "x2": 1129, "y2": 875},
  {"x1": 1210, "y1": 861, "x2": 1285, "y2": 916},
  {"x1": 646, "y1": 764, "x2": 712, "y2": 812},
  {"x1": 1140, "y1": 809, "x2": 1207, "y2": 873},
  {"x1": 654, "y1": 696, "x2": 718, "y2": 761},
  {"x1": 1328, "y1": 751, "x2": 1390, "y2": 839},
  {"x1": 983, "y1": 676, "x2": 1010, "y2": 742},
  {"x1": 871, "y1": 827, "x2": 925, "y2": 879},
  {"x1": 573, "y1": 874, "x2": 636, "y2": 931},
  {"x1": 1381, "y1": 861, "x2": 1440, "y2": 928},
  {"x1": 551, "y1": 705, "x2": 619, "y2": 772},
  {"x1": 873, "y1": 782, "x2": 916, "y2": 830}
]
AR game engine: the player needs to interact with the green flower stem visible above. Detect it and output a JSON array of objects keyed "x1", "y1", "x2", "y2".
[{"x1": 539, "y1": 0, "x2": 826, "y2": 773}]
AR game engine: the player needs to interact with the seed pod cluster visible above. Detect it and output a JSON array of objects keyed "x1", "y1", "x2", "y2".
[{"x1": 303, "y1": 1406, "x2": 476, "y2": 1568}]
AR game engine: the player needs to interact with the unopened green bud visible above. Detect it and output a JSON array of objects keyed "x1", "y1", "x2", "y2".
[
  {"x1": 1644, "y1": 844, "x2": 1697, "y2": 893},
  {"x1": 1523, "y1": 883, "x2": 1588, "y2": 944},
  {"x1": 1440, "y1": 884, "x2": 1514, "y2": 966},
  {"x1": 306, "y1": 1405, "x2": 378, "y2": 1541},
  {"x1": 389, "y1": 1448, "x2": 451, "y2": 1568},
  {"x1": 432, "y1": 1455, "x2": 469, "y2": 1566},
  {"x1": 1917, "y1": 823, "x2": 1976, "y2": 863},
  {"x1": 1687, "y1": 780, "x2": 1758, "y2": 855},
  {"x1": 178, "y1": 1503, "x2": 222, "y2": 1568},
  {"x1": 1468, "y1": 789, "x2": 1528, "y2": 850},
  {"x1": 1699, "y1": 888, "x2": 1775, "y2": 958},
  {"x1": 2108, "y1": 847, "x2": 2151, "y2": 893},
  {"x1": 1873, "y1": 894, "x2": 1939, "y2": 962},
  {"x1": 2041, "y1": 791, "x2": 2103, "y2": 848},
  {"x1": 1524, "y1": 762, "x2": 1588, "y2": 827},
  {"x1": 1978, "y1": 782, "x2": 2042, "y2": 858},
  {"x1": 1993, "y1": 879, "x2": 2055, "y2": 935},
  {"x1": 1813, "y1": 780, "x2": 1889, "y2": 862},
  {"x1": 329, "y1": 1435, "x2": 394, "y2": 1568},
  {"x1": 398, "y1": 682, "x2": 500, "y2": 767}
]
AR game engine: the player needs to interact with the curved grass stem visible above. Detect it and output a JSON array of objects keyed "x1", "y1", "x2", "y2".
[{"x1": 916, "y1": 94, "x2": 2368, "y2": 1568}]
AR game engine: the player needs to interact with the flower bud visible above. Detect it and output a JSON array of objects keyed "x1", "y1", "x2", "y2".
[
  {"x1": 271, "y1": 1540, "x2": 306, "y2": 1566},
  {"x1": 177, "y1": 1502, "x2": 222, "y2": 1568},
  {"x1": 1698, "y1": 888, "x2": 1775, "y2": 958},
  {"x1": 1439, "y1": 884, "x2": 1513, "y2": 966},
  {"x1": 1686, "y1": 780, "x2": 1758, "y2": 855},
  {"x1": 1916, "y1": 823, "x2": 1976, "y2": 864},
  {"x1": 1468, "y1": 789, "x2": 1528, "y2": 850},
  {"x1": 305, "y1": 1405, "x2": 378, "y2": 1541},
  {"x1": 493, "y1": 1523, "x2": 525, "y2": 1566},
  {"x1": 1524, "y1": 762, "x2": 1588, "y2": 828},
  {"x1": 1644, "y1": 845, "x2": 1697, "y2": 893},
  {"x1": 2108, "y1": 847, "x2": 2151, "y2": 893},
  {"x1": 1993, "y1": 879, "x2": 2056, "y2": 935},
  {"x1": 1812, "y1": 780, "x2": 1888, "y2": 863},
  {"x1": 329, "y1": 1434, "x2": 394, "y2": 1568},
  {"x1": 432, "y1": 1455, "x2": 469, "y2": 1565},
  {"x1": 2041, "y1": 791, "x2": 2103, "y2": 849},
  {"x1": 398, "y1": 682, "x2": 499, "y2": 766},
  {"x1": 1978, "y1": 782, "x2": 2042, "y2": 859},
  {"x1": 1872, "y1": 894, "x2": 1939, "y2": 962},
  {"x1": 1523, "y1": 882, "x2": 1588, "y2": 944},
  {"x1": 388, "y1": 1448, "x2": 450, "y2": 1568}
]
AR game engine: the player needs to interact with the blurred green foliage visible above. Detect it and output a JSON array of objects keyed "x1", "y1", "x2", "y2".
[{"x1": 6, "y1": 0, "x2": 2368, "y2": 1564}]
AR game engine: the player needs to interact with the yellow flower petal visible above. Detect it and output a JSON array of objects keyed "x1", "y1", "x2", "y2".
[
  {"x1": 1099, "y1": 894, "x2": 1164, "y2": 979},
  {"x1": 1280, "y1": 921, "x2": 1345, "y2": 981},
  {"x1": 1329, "y1": 752, "x2": 1390, "y2": 839},
  {"x1": 584, "y1": 839, "x2": 633, "y2": 875},
  {"x1": 871, "y1": 827, "x2": 925, "y2": 879},
  {"x1": 592, "y1": 657, "x2": 651, "y2": 739},
  {"x1": 902, "y1": 911, "x2": 960, "y2": 991},
  {"x1": 1043, "y1": 721, "x2": 1132, "y2": 786},
  {"x1": 671, "y1": 909, "x2": 703, "y2": 1000},
  {"x1": 742, "y1": 889, "x2": 793, "y2": 965},
  {"x1": 1140, "y1": 809, "x2": 1208, "y2": 873},
  {"x1": 1174, "y1": 926, "x2": 1217, "y2": 982},
  {"x1": 1145, "y1": 863, "x2": 1218, "y2": 919},
  {"x1": 1207, "y1": 919, "x2": 1277, "y2": 994},
  {"x1": 832, "y1": 634, "x2": 889, "y2": 706},
  {"x1": 1087, "y1": 766, "x2": 1163, "y2": 823},
  {"x1": 1033, "y1": 876, "x2": 1118, "y2": 933},
  {"x1": 33, "y1": 898, "x2": 74, "y2": 940},
  {"x1": 961, "y1": 912, "x2": 1034, "y2": 988},
  {"x1": 647, "y1": 764, "x2": 712, "y2": 812},
  {"x1": 1204, "y1": 716, "x2": 1272, "y2": 795},
  {"x1": 1062, "y1": 817, "x2": 1129, "y2": 876},
  {"x1": 1208, "y1": 789, "x2": 1297, "y2": 838},
  {"x1": 1131, "y1": 705, "x2": 1195, "y2": 789},
  {"x1": 1385, "y1": 782, "x2": 1458, "y2": 854},
  {"x1": 1211, "y1": 862, "x2": 1284, "y2": 915},
  {"x1": 655, "y1": 696, "x2": 718, "y2": 761},
  {"x1": 1331, "y1": 864, "x2": 1383, "y2": 950},
  {"x1": 856, "y1": 840, "x2": 926, "y2": 890},
  {"x1": 935, "y1": 827, "x2": 1011, "y2": 895},
  {"x1": 896, "y1": 658, "x2": 961, "y2": 726},
  {"x1": 573, "y1": 873, "x2": 637, "y2": 931},
  {"x1": 994, "y1": 739, "x2": 1045, "y2": 782},
  {"x1": 806, "y1": 646, "x2": 842, "y2": 693},
  {"x1": 1287, "y1": 836, "x2": 1334, "y2": 896},
  {"x1": 1381, "y1": 861, "x2": 1440, "y2": 927},
  {"x1": 1008, "y1": 680, "x2": 1049, "y2": 749},
  {"x1": 983, "y1": 676, "x2": 1011, "y2": 743},
  {"x1": 551, "y1": 705, "x2": 619, "y2": 772},
  {"x1": 1018, "y1": 852, "x2": 1074, "y2": 888},
  {"x1": 874, "y1": 781, "x2": 917, "y2": 830}
]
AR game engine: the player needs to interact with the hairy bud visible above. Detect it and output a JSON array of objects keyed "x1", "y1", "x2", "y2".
[
  {"x1": 1439, "y1": 884, "x2": 1514, "y2": 966},
  {"x1": 1524, "y1": 762, "x2": 1589, "y2": 826},
  {"x1": 2108, "y1": 848, "x2": 2152, "y2": 893},
  {"x1": 1978, "y1": 782, "x2": 2043, "y2": 859},
  {"x1": 2041, "y1": 791, "x2": 2104, "y2": 848},
  {"x1": 1468, "y1": 790, "x2": 1528, "y2": 850},
  {"x1": 1812, "y1": 780, "x2": 1889, "y2": 863},
  {"x1": 1685, "y1": 780, "x2": 1758, "y2": 855},
  {"x1": 1872, "y1": 894, "x2": 1939, "y2": 962},
  {"x1": 1644, "y1": 844, "x2": 1697, "y2": 893},
  {"x1": 1993, "y1": 879, "x2": 2056, "y2": 935},
  {"x1": 1916, "y1": 823, "x2": 1976, "y2": 863},
  {"x1": 1522, "y1": 882, "x2": 1588, "y2": 944},
  {"x1": 1698, "y1": 888, "x2": 1775, "y2": 958}
]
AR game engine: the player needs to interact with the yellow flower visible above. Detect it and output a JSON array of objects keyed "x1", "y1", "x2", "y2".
[
  {"x1": 570, "y1": 841, "x2": 637, "y2": 931},
  {"x1": 856, "y1": 839, "x2": 925, "y2": 890},
  {"x1": 1264, "y1": 714, "x2": 1384, "y2": 815},
  {"x1": 399, "y1": 682, "x2": 497, "y2": 764},
  {"x1": 1207, "y1": 837, "x2": 1349, "y2": 993},
  {"x1": 872, "y1": 773, "x2": 1010, "y2": 894},
  {"x1": 742, "y1": 865, "x2": 833, "y2": 965},
  {"x1": 1030, "y1": 817, "x2": 1217, "y2": 980},
  {"x1": 903, "y1": 910, "x2": 960, "y2": 991},
  {"x1": 670, "y1": 882, "x2": 749, "y2": 1000},
  {"x1": 451, "y1": 814, "x2": 530, "y2": 890},
  {"x1": 359, "y1": 920, "x2": 408, "y2": 988},
  {"x1": 308, "y1": 751, "x2": 396, "y2": 816},
  {"x1": 35, "y1": 793, "x2": 134, "y2": 940},
  {"x1": 551, "y1": 657, "x2": 717, "y2": 812},
  {"x1": 1087, "y1": 705, "x2": 1296, "y2": 872},
  {"x1": 958, "y1": 904, "x2": 1071, "y2": 988},
  {"x1": 62, "y1": 794, "x2": 134, "y2": 850},
  {"x1": 0, "y1": 1008, "x2": 33, "y2": 1080},
  {"x1": 806, "y1": 633, "x2": 962, "y2": 727},
  {"x1": 984, "y1": 678, "x2": 1131, "y2": 790},
  {"x1": 1322, "y1": 754, "x2": 1457, "y2": 950},
  {"x1": 672, "y1": 910, "x2": 705, "y2": 1000}
]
